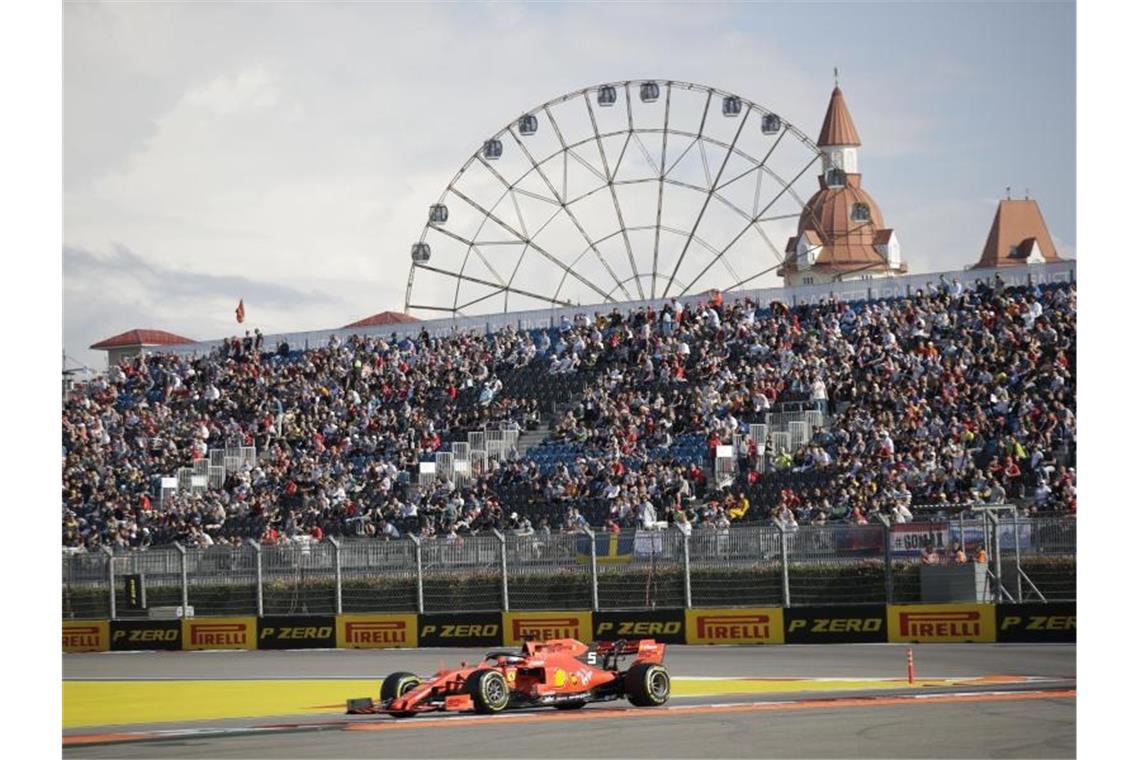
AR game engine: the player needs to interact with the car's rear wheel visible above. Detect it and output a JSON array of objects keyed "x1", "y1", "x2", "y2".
[
  {"x1": 466, "y1": 669, "x2": 511, "y2": 714},
  {"x1": 381, "y1": 671, "x2": 423, "y2": 716},
  {"x1": 625, "y1": 663, "x2": 670, "y2": 707}
]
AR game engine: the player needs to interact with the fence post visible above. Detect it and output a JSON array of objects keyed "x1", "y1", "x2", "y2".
[
  {"x1": 174, "y1": 542, "x2": 189, "y2": 617},
  {"x1": 993, "y1": 514, "x2": 1004, "y2": 602},
  {"x1": 493, "y1": 529, "x2": 509, "y2": 612},
  {"x1": 247, "y1": 539, "x2": 263, "y2": 617},
  {"x1": 583, "y1": 526, "x2": 599, "y2": 612},
  {"x1": 326, "y1": 537, "x2": 337, "y2": 615},
  {"x1": 103, "y1": 546, "x2": 116, "y2": 621},
  {"x1": 778, "y1": 524, "x2": 791, "y2": 608},
  {"x1": 1013, "y1": 511, "x2": 1023, "y2": 603},
  {"x1": 681, "y1": 529, "x2": 692, "y2": 609},
  {"x1": 882, "y1": 519, "x2": 894, "y2": 604},
  {"x1": 409, "y1": 535, "x2": 424, "y2": 614}
]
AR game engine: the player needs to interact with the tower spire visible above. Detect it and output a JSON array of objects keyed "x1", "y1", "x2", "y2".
[
  {"x1": 834, "y1": 67, "x2": 839, "y2": 87},
  {"x1": 817, "y1": 85, "x2": 861, "y2": 147}
]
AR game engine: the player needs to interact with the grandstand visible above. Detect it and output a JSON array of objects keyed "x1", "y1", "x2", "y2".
[
  {"x1": 63, "y1": 261, "x2": 1075, "y2": 550},
  {"x1": 65, "y1": 80, "x2": 1075, "y2": 551}
]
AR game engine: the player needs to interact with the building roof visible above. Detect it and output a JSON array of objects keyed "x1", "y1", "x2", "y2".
[
  {"x1": 90, "y1": 329, "x2": 196, "y2": 350},
  {"x1": 342, "y1": 310, "x2": 421, "y2": 329},
  {"x1": 788, "y1": 181, "x2": 890, "y2": 269},
  {"x1": 973, "y1": 199, "x2": 1062, "y2": 269},
  {"x1": 817, "y1": 86, "x2": 862, "y2": 147}
]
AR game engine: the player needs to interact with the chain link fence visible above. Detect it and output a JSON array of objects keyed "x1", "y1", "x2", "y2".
[
  {"x1": 62, "y1": 517, "x2": 1076, "y2": 619},
  {"x1": 689, "y1": 526, "x2": 783, "y2": 607}
]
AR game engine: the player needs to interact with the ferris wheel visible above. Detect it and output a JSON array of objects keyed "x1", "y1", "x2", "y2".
[{"x1": 405, "y1": 80, "x2": 824, "y2": 316}]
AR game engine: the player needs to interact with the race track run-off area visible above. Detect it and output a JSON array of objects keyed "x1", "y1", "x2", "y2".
[{"x1": 63, "y1": 644, "x2": 1075, "y2": 758}]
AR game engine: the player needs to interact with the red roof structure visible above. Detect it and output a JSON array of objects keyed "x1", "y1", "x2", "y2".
[
  {"x1": 342, "y1": 310, "x2": 421, "y2": 329},
  {"x1": 782, "y1": 84, "x2": 903, "y2": 279},
  {"x1": 90, "y1": 329, "x2": 195, "y2": 350},
  {"x1": 973, "y1": 199, "x2": 1062, "y2": 269},
  {"x1": 817, "y1": 87, "x2": 862, "y2": 147}
]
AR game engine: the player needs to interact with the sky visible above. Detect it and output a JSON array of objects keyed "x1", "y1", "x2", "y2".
[{"x1": 63, "y1": 0, "x2": 1076, "y2": 369}]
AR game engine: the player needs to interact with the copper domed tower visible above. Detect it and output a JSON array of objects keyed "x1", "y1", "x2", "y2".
[{"x1": 780, "y1": 83, "x2": 906, "y2": 286}]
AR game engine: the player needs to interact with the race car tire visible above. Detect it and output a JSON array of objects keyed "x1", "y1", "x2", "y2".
[
  {"x1": 625, "y1": 663, "x2": 670, "y2": 707},
  {"x1": 381, "y1": 671, "x2": 423, "y2": 703},
  {"x1": 466, "y1": 669, "x2": 511, "y2": 714}
]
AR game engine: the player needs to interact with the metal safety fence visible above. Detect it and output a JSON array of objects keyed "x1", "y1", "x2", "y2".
[{"x1": 62, "y1": 516, "x2": 1075, "y2": 619}]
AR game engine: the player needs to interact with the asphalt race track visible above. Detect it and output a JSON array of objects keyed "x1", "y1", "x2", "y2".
[{"x1": 63, "y1": 644, "x2": 1075, "y2": 758}]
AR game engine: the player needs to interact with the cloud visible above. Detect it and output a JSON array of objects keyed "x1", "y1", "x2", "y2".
[
  {"x1": 64, "y1": 1, "x2": 1074, "y2": 367},
  {"x1": 64, "y1": 244, "x2": 340, "y2": 308},
  {"x1": 64, "y1": 244, "x2": 351, "y2": 365}
]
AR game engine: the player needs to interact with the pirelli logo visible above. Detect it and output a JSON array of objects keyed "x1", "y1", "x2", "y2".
[
  {"x1": 685, "y1": 608, "x2": 784, "y2": 645},
  {"x1": 513, "y1": 617, "x2": 581, "y2": 640},
  {"x1": 699, "y1": 615, "x2": 771, "y2": 640},
  {"x1": 182, "y1": 618, "x2": 256, "y2": 650},
  {"x1": 336, "y1": 615, "x2": 418, "y2": 648},
  {"x1": 900, "y1": 611, "x2": 979, "y2": 638},
  {"x1": 63, "y1": 621, "x2": 109, "y2": 652},
  {"x1": 502, "y1": 612, "x2": 592, "y2": 645},
  {"x1": 345, "y1": 621, "x2": 408, "y2": 644},
  {"x1": 888, "y1": 604, "x2": 995, "y2": 643}
]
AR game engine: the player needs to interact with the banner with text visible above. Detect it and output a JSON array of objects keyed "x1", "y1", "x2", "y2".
[
  {"x1": 63, "y1": 620, "x2": 109, "y2": 653},
  {"x1": 502, "y1": 610, "x2": 593, "y2": 645},
  {"x1": 594, "y1": 609, "x2": 686, "y2": 644},
  {"x1": 887, "y1": 604, "x2": 996, "y2": 643},
  {"x1": 996, "y1": 602, "x2": 1075, "y2": 643},
  {"x1": 418, "y1": 612, "x2": 502, "y2": 648},
  {"x1": 182, "y1": 616, "x2": 257, "y2": 650},
  {"x1": 890, "y1": 523, "x2": 950, "y2": 558},
  {"x1": 336, "y1": 614, "x2": 419, "y2": 649},
  {"x1": 257, "y1": 616, "x2": 336, "y2": 649},
  {"x1": 110, "y1": 619, "x2": 182, "y2": 651},
  {"x1": 685, "y1": 607, "x2": 785, "y2": 645},
  {"x1": 784, "y1": 605, "x2": 888, "y2": 644}
]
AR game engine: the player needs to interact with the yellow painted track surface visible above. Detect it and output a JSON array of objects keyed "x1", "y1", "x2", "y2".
[{"x1": 63, "y1": 676, "x2": 1003, "y2": 729}]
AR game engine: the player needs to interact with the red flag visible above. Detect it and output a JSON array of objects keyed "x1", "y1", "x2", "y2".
[{"x1": 235, "y1": 299, "x2": 245, "y2": 324}]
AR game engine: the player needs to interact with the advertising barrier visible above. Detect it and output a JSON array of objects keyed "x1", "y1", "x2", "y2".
[
  {"x1": 110, "y1": 619, "x2": 182, "y2": 651},
  {"x1": 182, "y1": 616, "x2": 257, "y2": 650},
  {"x1": 63, "y1": 620, "x2": 109, "y2": 653},
  {"x1": 996, "y1": 602, "x2": 1076, "y2": 643},
  {"x1": 257, "y1": 616, "x2": 336, "y2": 650},
  {"x1": 337, "y1": 614, "x2": 419, "y2": 649},
  {"x1": 65, "y1": 603, "x2": 1076, "y2": 651},
  {"x1": 593, "y1": 609, "x2": 686, "y2": 644},
  {"x1": 502, "y1": 610, "x2": 593, "y2": 645},
  {"x1": 418, "y1": 612, "x2": 502, "y2": 648},
  {"x1": 685, "y1": 607, "x2": 784, "y2": 645},
  {"x1": 784, "y1": 605, "x2": 888, "y2": 644},
  {"x1": 887, "y1": 604, "x2": 996, "y2": 643}
]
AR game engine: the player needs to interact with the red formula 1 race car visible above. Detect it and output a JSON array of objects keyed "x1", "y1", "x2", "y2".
[{"x1": 346, "y1": 638, "x2": 670, "y2": 717}]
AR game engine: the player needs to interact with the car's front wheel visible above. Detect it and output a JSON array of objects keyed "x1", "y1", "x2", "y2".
[
  {"x1": 466, "y1": 669, "x2": 511, "y2": 714},
  {"x1": 380, "y1": 671, "x2": 423, "y2": 702},
  {"x1": 381, "y1": 671, "x2": 423, "y2": 717},
  {"x1": 625, "y1": 663, "x2": 670, "y2": 707}
]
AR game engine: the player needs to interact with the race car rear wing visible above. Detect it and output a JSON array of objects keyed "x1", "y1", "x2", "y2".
[{"x1": 594, "y1": 638, "x2": 665, "y2": 664}]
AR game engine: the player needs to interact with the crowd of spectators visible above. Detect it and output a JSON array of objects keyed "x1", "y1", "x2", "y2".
[{"x1": 63, "y1": 275, "x2": 1076, "y2": 552}]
